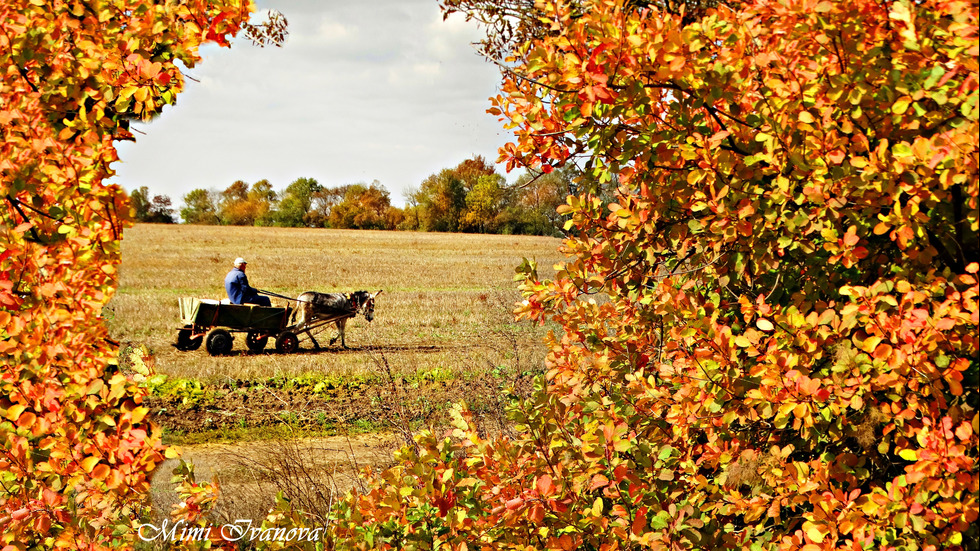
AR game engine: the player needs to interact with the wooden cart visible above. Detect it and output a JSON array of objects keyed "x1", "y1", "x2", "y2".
[{"x1": 174, "y1": 298, "x2": 296, "y2": 356}]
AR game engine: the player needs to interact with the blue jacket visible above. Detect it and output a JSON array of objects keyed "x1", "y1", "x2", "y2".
[{"x1": 224, "y1": 268, "x2": 256, "y2": 304}]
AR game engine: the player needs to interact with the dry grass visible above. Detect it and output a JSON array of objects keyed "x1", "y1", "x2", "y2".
[
  {"x1": 108, "y1": 224, "x2": 566, "y2": 380},
  {"x1": 149, "y1": 434, "x2": 397, "y2": 527}
]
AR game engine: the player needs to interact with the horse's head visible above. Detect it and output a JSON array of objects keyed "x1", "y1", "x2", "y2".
[{"x1": 351, "y1": 290, "x2": 382, "y2": 322}]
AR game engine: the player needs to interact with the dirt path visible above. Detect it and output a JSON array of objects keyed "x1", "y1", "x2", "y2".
[{"x1": 150, "y1": 434, "x2": 400, "y2": 522}]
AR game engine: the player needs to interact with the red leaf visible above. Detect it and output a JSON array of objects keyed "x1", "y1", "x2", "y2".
[{"x1": 632, "y1": 506, "x2": 648, "y2": 535}]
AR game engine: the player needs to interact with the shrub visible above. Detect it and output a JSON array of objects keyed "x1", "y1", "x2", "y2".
[{"x1": 325, "y1": 0, "x2": 978, "y2": 549}]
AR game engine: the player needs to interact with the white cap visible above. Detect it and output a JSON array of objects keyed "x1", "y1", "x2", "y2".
[{"x1": 234, "y1": 257, "x2": 247, "y2": 267}]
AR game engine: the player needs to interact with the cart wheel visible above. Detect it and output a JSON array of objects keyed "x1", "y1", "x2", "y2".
[
  {"x1": 275, "y1": 331, "x2": 299, "y2": 354},
  {"x1": 205, "y1": 328, "x2": 234, "y2": 356},
  {"x1": 175, "y1": 328, "x2": 203, "y2": 351},
  {"x1": 246, "y1": 331, "x2": 269, "y2": 352}
]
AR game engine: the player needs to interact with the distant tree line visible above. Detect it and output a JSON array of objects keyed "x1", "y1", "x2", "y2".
[{"x1": 129, "y1": 156, "x2": 584, "y2": 236}]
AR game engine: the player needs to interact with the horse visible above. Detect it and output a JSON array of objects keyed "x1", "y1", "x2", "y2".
[{"x1": 291, "y1": 290, "x2": 381, "y2": 349}]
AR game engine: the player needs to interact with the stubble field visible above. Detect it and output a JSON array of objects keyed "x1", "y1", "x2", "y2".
[
  {"x1": 111, "y1": 224, "x2": 567, "y2": 521},
  {"x1": 108, "y1": 224, "x2": 566, "y2": 443}
]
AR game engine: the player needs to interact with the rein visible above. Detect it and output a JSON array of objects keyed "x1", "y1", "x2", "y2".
[
  {"x1": 258, "y1": 289, "x2": 366, "y2": 313},
  {"x1": 257, "y1": 289, "x2": 312, "y2": 304}
]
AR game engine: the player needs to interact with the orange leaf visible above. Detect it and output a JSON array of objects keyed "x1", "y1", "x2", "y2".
[
  {"x1": 537, "y1": 474, "x2": 555, "y2": 496},
  {"x1": 589, "y1": 474, "x2": 610, "y2": 491},
  {"x1": 873, "y1": 343, "x2": 892, "y2": 360},
  {"x1": 505, "y1": 497, "x2": 524, "y2": 510},
  {"x1": 91, "y1": 464, "x2": 111, "y2": 480},
  {"x1": 529, "y1": 504, "x2": 545, "y2": 524},
  {"x1": 16, "y1": 411, "x2": 36, "y2": 429}
]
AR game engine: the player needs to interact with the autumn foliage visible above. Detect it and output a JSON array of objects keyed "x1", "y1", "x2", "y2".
[
  {"x1": 327, "y1": 0, "x2": 978, "y2": 549},
  {"x1": 0, "y1": 1, "x2": 275, "y2": 547}
]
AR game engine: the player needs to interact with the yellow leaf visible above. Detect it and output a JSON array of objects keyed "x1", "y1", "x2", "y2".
[
  {"x1": 5, "y1": 404, "x2": 26, "y2": 421},
  {"x1": 889, "y1": 1, "x2": 912, "y2": 23},
  {"x1": 130, "y1": 407, "x2": 148, "y2": 425},
  {"x1": 861, "y1": 336, "x2": 882, "y2": 353},
  {"x1": 805, "y1": 523, "x2": 827, "y2": 542},
  {"x1": 80, "y1": 456, "x2": 100, "y2": 473},
  {"x1": 756, "y1": 319, "x2": 774, "y2": 332},
  {"x1": 892, "y1": 97, "x2": 912, "y2": 114}
]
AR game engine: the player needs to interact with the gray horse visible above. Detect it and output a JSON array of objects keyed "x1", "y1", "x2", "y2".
[{"x1": 292, "y1": 290, "x2": 381, "y2": 348}]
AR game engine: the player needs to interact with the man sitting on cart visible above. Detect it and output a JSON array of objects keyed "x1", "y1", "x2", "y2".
[{"x1": 224, "y1": 257, "x2": 272, "y2": 306}]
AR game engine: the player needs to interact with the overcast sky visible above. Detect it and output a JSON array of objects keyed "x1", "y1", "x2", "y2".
[{"x1": 110, "y1": 0, "x2": 511, "y2": 207}]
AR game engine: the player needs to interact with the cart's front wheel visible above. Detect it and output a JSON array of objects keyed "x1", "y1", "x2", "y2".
[
  {"x1": 246, "y1": 331, "x2": 269, "y2": 352},
  {"x1": 276, "y1": 331, "x2": 299, "y2": 354},
  {"x1": 176, "y1": 328, "x2": 203, "y2": 351},
  {"x1": 205, "y1": 329, "x2": 234, "y2": 356}
]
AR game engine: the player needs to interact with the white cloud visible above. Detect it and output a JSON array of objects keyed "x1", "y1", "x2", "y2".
[
  {"x1": 111, "y1": 0, "x2": 511, "y2": 206},
  {"x1": 314, "y1": 16, "x2": 352, "y2": 43}
]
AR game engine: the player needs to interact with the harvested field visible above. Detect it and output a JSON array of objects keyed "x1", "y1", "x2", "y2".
[
  {"x1": 109, "y1": 224, "x2": 565, "y2": 442},
  {"x1": 109, "y1": 224, "x2": 564, "y2": 381},
  {"x1": 113, "y1": 224, "x2": 565, "y2": 521}
]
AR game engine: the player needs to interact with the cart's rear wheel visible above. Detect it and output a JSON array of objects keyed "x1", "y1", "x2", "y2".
[
  {"x1": 246, "y1": 331, "x2": 269, "y2": 352},
  {"x1": 275, "y1": 331, "x2": 299, "y2": 354},
  {"x1": 205, "y1": 328, "x2": 234, "y2": 356},
  {"x1": 176, "y1": 328, "x2": 203, "y2": 351}
]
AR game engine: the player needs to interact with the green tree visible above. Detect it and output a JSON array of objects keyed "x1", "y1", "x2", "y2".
[
  {"x1": 274, "y1": 177, "x2": 322, "y2": 227},
  {"x1": 463, "y1": 174, "x2": 505, "y2": 232},
  {"x1": 414, "y1": 156, "x2": 505, "y2": 233},
  {"x1": 129, "y1": 186, "x2": 151, "y2": 221},
  {"x1": 180, "y1": 188, "x2": 220, "y2": 224},
  {"x1": 494, "y1": 203, "x2": 553, "y2": 235},
  {"x1": 329, "y1": 0, "x2": 978, "y2": 549},
  {"x1": 417, "y1": 169, "x2": 467, "y2": 232}
]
